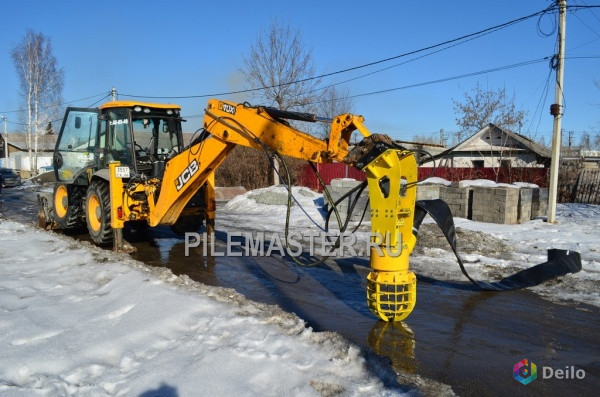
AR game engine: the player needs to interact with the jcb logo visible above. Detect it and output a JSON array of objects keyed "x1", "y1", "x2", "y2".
[
  {"x1": 175, "y1": 160, "x2": 199, "y2": 191},
  {"x1": 217, "y1": 102, "x2": 236, "y2": 115}
]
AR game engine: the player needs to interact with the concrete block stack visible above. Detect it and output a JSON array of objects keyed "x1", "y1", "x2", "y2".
[
  {"x1": 416, "y1": 184, "x2": 441, "y2": 200},
  {"x1": 326, "y1": 178, "x2": 370, "y2": 224},
  {"x1": 471, "y1": 186, "x2": 520, "y2": 224},
  {"x1": 531, "y1": 188, "x2": 549, "y2": 218},
  {"x1": 517, "y1": 188, "x2": 533, "y2": 223},
  {"x1": 439, "y1": 186, "x2": 473, "y2": 219}
]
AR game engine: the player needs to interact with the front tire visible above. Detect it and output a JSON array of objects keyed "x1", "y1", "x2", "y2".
[{"x1": 86, "y1": 180, "x2": 113, "y2": 245}]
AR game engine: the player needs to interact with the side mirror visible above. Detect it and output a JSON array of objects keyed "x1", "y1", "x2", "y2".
[{"x1": 75, "y1": 116, "x2": 81, "y2": 129}]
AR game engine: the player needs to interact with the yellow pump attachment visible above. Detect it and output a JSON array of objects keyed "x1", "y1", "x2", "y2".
[{"x1": 363, "y1": 148, "x2": 418, "y2": 321}]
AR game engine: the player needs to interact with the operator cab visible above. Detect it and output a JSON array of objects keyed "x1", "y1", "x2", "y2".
[{"x1": 53, "y1": 101, "x2": 184, "y2": 182}]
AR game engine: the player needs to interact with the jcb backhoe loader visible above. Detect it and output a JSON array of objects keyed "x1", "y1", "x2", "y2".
[{"x1": 36, "y1": 98, "x2": 428, "y2": 322}]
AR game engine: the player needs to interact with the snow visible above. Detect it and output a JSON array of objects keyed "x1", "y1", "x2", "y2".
[
  {"x1": 0, "y1": 220, "x2": 407, "y2": 396},
  {"x1": 513, "y1": 181, "x2": 539, "y2": 188},
  {"x1": 450, "y1": 204, "x2": 600, "y2": 307},
  {"x1": 457, "y1": 179, "x2": 497, "y2": 188},
  {"x1": 417, "y1": 177, "x2": 451, "y2": 186},
  {"x1": 223, "y1": 185, "x2": 328, "y2": 232},
  {"x1": 2, "y1": 182, "x2": 598, "y2": 394}
]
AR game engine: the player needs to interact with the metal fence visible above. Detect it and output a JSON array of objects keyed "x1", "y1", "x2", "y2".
[{"x1": 299, "y1": 163, "x2": 600, "y2": 204}]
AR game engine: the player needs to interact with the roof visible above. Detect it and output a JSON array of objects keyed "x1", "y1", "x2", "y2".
[
  {"x1": 4, "y1": 133, "x2": 58, "y2": 151},
  {"x1": 431, "y1": 123, "x2": 551, "y2": 160},
  {"x1": 99, "y1": 101, "x2": 181, "y2": 110}
]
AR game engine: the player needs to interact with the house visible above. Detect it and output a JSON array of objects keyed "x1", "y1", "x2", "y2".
[
  {"x1": 0, "y1": 133, "x2": 58, "y2": 176},
  {"x1": 420, "y1": 123, "x2": 551, "y2": 169}
]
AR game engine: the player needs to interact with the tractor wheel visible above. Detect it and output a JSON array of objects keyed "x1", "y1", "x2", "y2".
[
  {"x1": 85, "y1": 180, "x2": 113, "y2": 245},
  {"x1": 53, "y1": 183, "x2": 85, "y2": 230},
  {"x1": 170, "y1": 215, "x2": 204, "y2": 236}
]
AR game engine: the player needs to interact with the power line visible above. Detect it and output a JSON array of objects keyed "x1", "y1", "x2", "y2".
[
  {"x1": 178, "y1": 56, "x2": 557, "y2": 118},
  {"x1": 310, "y1": 57, "x2": 551, "y2": 104},
  {"x1": 572, "y1": 10, "x2": 600, "y2": 37},
  {"x1": 120, "y1": 5, "x2": 558, "y2": 100},
  {"x1": 579, "y1": 0, "x2": 600, "y2": 22},
  {"x1": 0, "y1": 91, "x2": 109, "y2": 114}
]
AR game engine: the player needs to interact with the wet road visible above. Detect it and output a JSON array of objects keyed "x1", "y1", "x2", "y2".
[{"x1": 1, "y1": 187, "x2": 598, "y2": 396}]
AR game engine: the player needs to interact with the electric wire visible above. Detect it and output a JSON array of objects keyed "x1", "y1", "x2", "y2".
[
  {"x1": 309, "y1": 57, "x2": 550, "y2": 104},
  {"x1": 180, "y1": 56, "x2": 555, "y2": 119},
  {"x1": 0, "y1": 91, "x2": 109, "y2": 114}
]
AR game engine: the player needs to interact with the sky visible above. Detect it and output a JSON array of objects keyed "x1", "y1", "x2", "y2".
[{"x1": 0, "y1": 0, "x2": 599, "y2": 146}]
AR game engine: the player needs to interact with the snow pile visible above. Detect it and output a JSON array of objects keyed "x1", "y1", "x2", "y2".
[
  {"x1": 457, "y1": 179, "x2": 497, "y2": 188},
  {"x1": 513, "y1": 181, "x2": 539, "y2": 188},
  {"x1": 0, "y1": 220, "x2": 406, "y2": 396},
  {"x1": 223, "y1": 185, "x2": 327, "y2": 232},
  {"x1": 417, "y1": 177, "x2": 451, "y2": 186}
]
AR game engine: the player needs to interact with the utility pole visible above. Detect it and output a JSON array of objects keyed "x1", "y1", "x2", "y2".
[
  {"x1": 568, "y1": 130, "x2": 573, "y2": 147},
  {"x1": 111, "y1": 87, "x2": 118, "y2": 101},
  {"x1": 1, "y1": 115, "x2": 7, "y2": 166},
  {"x1": 547, "y1": 0, "x2": 567, "y2": 224},
  {"x1": 440, "y1": 129, "x2": 446, "y2": 146}
]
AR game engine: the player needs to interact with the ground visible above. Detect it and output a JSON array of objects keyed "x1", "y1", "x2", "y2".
[{"x1": 0, "y1": 184, "x2": 598, "y2": 396}]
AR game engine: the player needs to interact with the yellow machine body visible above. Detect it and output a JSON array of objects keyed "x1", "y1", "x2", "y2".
[{"x1": 47, "y1": 99, "x2": 420, "y2": 322}]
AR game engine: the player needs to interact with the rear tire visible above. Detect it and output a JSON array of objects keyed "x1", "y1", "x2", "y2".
[
  {"x1": 53, "y1": 183, "x2": 85, "y2": 230},
  {"x1": 85, "y1": 180, "x2": 113, "y2": 245}
]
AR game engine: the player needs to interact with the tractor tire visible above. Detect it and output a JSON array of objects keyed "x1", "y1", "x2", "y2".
[
  {"x1": 85, "y1": 179, "x2": 113, "y2": 245},
  {"x1": 53, "y1": 183, "x2": 85, "y2": 230},
  {"x1": 170, "y1": 215, "x2": 204, "y2": 236}
]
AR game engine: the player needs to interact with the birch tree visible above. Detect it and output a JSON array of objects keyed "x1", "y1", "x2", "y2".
[{"x1": 11, "y1": 30, "x2": 64, "y2": 175}]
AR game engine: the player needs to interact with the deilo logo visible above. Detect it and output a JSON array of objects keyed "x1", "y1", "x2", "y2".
[
  {"x1": 513, "y1": 359, "x2": 586, "y2": 385},
  {"x1": 514, "y1": 359, "x2": 537, "y2": 385}
]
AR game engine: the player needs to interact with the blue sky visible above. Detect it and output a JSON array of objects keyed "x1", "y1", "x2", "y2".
[{"x1": 1, "y1": 0, "x2": 599, "y2": 146}]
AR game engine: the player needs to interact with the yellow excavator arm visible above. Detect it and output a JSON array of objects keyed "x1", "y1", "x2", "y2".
[{"x1": 108, "y1": 99, "x2": 418, "y2": 321}]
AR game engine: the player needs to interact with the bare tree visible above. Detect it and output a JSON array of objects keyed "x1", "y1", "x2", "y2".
[
  {"x1": 452, "y1": 83, "x2": 526, "y2": 143},
  {"x1": 11, "y1": 29, "x2": 63, "y2": 175},
  {"x1": 241, "y1": 20, "x2": 321, "y2": 112},
  {"x1": 579, "y1": 131, "x2": 591, "y2": 149},
  {"x1": 240, "y1": 20, "x2": 324, "y2": 185},
  {"x1": 316, "y1": 86, "x2": 355, "y2": 139}
]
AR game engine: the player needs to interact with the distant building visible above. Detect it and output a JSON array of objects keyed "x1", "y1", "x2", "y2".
[
  {"x1": 561, "y1": 146, "x2": 600, "y2": 168},
  {"x1": 420, "y1": 123, "x2": 551, "y2": 168},
  {"x1": 0, "y1": 133, "x2": 57, "y2": 175}
]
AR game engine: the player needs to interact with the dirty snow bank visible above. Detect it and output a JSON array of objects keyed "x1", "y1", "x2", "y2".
[
  {"x1": 0, "y1": 220, "x2": 407, "y2": 396},
  {"x1": 450, "y1": 204, "x2": 600, "y2": 307}
]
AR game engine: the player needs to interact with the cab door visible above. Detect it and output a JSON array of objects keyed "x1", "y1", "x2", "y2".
[{"x1": 54, "y1": 108, "x2": 99, "y2": 182}]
